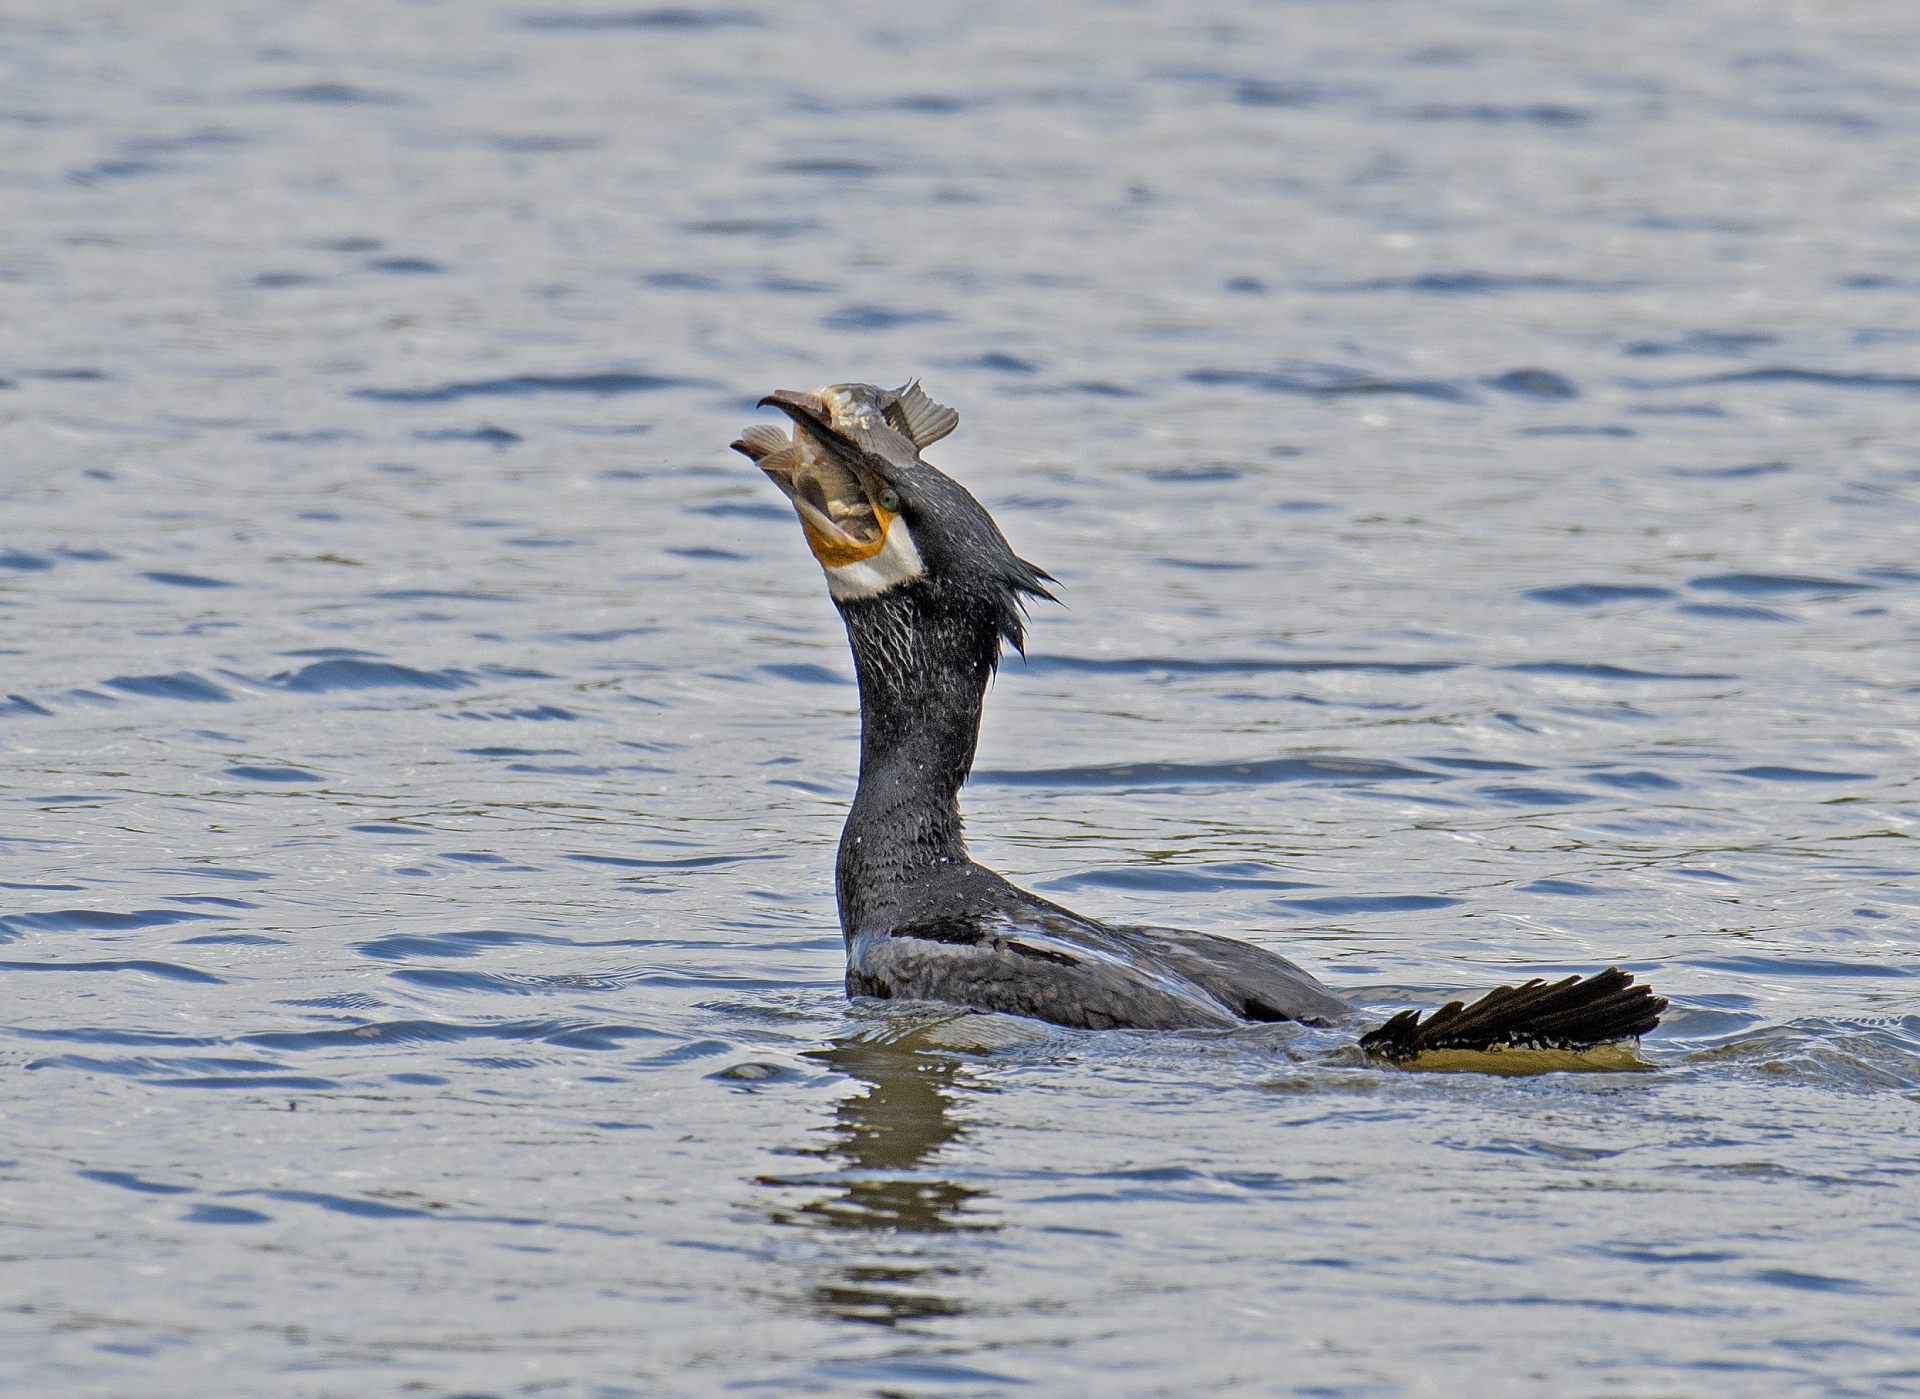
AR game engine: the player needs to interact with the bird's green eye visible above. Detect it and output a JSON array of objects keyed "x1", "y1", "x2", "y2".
[{"x1": 878, "y1": 487, "x2": 900, "y2": 513}]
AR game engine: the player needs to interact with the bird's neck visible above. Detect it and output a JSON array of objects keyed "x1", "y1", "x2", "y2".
[{"x1": 833, "y1": 580, "x2": 997, "y2": 935}]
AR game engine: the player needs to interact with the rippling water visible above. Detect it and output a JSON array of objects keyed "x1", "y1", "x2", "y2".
[{"x1": 5, "y1": 2, "x2": 1919, "y2": 1394}]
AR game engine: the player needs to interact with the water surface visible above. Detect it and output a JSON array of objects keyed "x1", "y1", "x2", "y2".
[{"x1": 3, "y1": 1, "x2": 1919, "y2": 1395}]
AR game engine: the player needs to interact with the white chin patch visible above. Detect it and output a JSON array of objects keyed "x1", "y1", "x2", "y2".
[{"x1": 823, "y1": 519, "x2": 924, "y2": 601}]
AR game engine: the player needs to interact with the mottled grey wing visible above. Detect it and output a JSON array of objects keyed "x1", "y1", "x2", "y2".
[
  {"x1": 847, "y1": 922, "x2": 1239, "y2": 1031},
  {"x1": 1111, "y1": 926, "x2": 1354, "y2": 1026}
]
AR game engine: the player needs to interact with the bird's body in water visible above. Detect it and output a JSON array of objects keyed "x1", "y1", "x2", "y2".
[{"x1": 735, "y1": 382, "x2": 1664, "y2": 1062}]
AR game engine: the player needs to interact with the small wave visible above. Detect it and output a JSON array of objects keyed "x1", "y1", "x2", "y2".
[
  {"x1": 357, "y1": 928, "x2": 483, "y2": 959},
  {"x1": 562, "y1": 851, "x2": 778, "y2": 870},
  {"x1": 1, "y1": 695, "x2": 52, "y2": 717},
  {"x1": 1503, "y1": 662, "x2": 1734, "y2": 681},
  {"x1": 521, "y1": 9, "x2": 764, "y2": 31},
  {"x1": 68, "y1": 159, "x2": 161, "y2": 185},
  {"x1": 1751, "y1": 1269, "x2": 1875, "y2": 1295},
  {"x1": 1724, "y1": 766, "x2": 1873, "y2": 782},
  {"x1": 0, "y1": 958, "x2": 223, "y2": 983},
  {"x1": 391, "y1": 968, "x2": 638, "y2": 994},
  {"x1": 1688, "y1": 573, "x2": 1872, "y2": 597},
  {"x1": 645, "y1": 270, "x2": 724, "y2": 289},
  {"x1": 1677, "y1": 603, "x2": 1792, "y2": 621},
  {"x1": 30, "y1": 1052, "x2": 282, "y2": 1077},
  {"x1": 1234, "y1": 81, "x2": 1318, "y2": 108},
  {"x1": 137, "y1": 865, "x2": 273, "y2": 882},
  {"x1": 886, "y1": 94, "x2": 974, "y2": 115},
  {"x1": 972, "y1": 757, "x2": 1436, "y2": 788},
  {"x1": 353, "y1": 372, "x2": 686, "y2": 403},
  {"x1": 554, "y1": 626, "x2": 658, "y2": 642},
  {"x1": 1280, "y1": 894, "x2": 1462, "y2": 915},
  {"x1": 460, "y1": 705, "x2": 578, "y2": 721},
  {"x1": 102, "y1": 672, "x2": 231, "y2": 702},
  {"x1": 961, "y1": 352, "x2": 1040, "y2": 373},
  {"x1": 822, "y1": 305, "x2": 950, "y2": 332},
  {"x1": 255, "y1": 1188, "x2": 430, "y2": 1219},
  {"x1": 354, "y1": 929, "x2": 572, "y2": 959},
  {"x1": 0, "y1": 549, "x2": 52, "y2": 570},
  {"x1": 686, "y1": 501, "x2": 790, "y2": 521},
  {"x1": 1018, "y1": 655, "x2": 1459, "y2": 676},
  {"x1": 1041, "y1": 867, "x2": 1319, "y2": 894},
  {"x1": 684, "y1": 218, "x2": 819, "y2": 238},
  {"x1": 253, "y1": 82, "x2": 406, "y2": 105},
  {"x1": 1517, "y1": 880, "x2": 1607, "y2": 896},
  {"x1": 1186, "y1": 364, "x2": 1473, "y2": 403},
  {"x1": 416, "y1": 425, "x2": 519, "y2": 443},
  {"x1": 243, "y1": 1017, "x2": 673, "y2": 1052},
  {"x1": 1476, "y1": 785, "x2": 1593, "y2": 807},
  {"x1": 1624, "y1": 330, "x2": 1774, "y2": 357},
  {"x1": 760, "y1": 663, "x2": 850, "y2": 685},
  {"x1": 1008, "y1": 380, "x2": 1142, "y2": 398},
  {"x1": 1684, "y1": 1016, "x2": 1920, "y2": 1090},
  {"x1": 78, "y1": 1169, "x2": 194, "y2": 1195},
  {"x1": 1145, "y1": 466, "x2": 1241, "y2": 483},
  {"x1": 771, "y1": 158, "x2": 881, "y2": 177},
  {"x1": 1678, "y1": 367, "x2": 1920, "y2": 392},
  {"x1": 1524, "y1": 584, "x2": 1675, "y2": 606},
  {"x1": 1485, "y1": 368, "x2": 1577, "y2": 399},
  {"x1": 223, "y1": 765, "x2": 321, "y2": 783},
  {"x1": 1586, "y1": 770, "x2": 1680, "y2": 790},
  {"x1": 267, "y1": 659, "x2": 475, "y2": 692},
  {"x1": 1516, "y1": 425, "x2": 1634, "y2": 437},
  {"x1": 184, "y1": 1205, "x2": 273, "y2": 1224},
  {"x1": 158, "y1": 1076, "x2": 336, "y2": 1090},
  {"x1": 0, "y1": 907, "x2": 222, "y2": 935},
  {"x1": 1691, "y1": 956, "x2": 1910, "y2": 979},
  {"x1": 1670, "y1": 461, "x2": 1792, "y2": 479},
  {"x1": 1335, "y1": 272, "x2": 1626, "y2": 295},
  {"x1": 1158, "y1": 558, "x2": 1254, "y2": 572},
  {"x1": 142, "y1": 570, "x2": 237, "y2": 591},
  {"x1": 1403, "y1": 104, "x2": 1590, "y2": 126}
]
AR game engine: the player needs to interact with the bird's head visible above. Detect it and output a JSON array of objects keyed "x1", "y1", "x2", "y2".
[{"x1": 733, "y1": 381, "x2": 1054, "y2": 652}]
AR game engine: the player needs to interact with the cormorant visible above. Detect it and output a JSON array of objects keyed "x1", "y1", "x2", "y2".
[{"x1": 735, "y1": 381, "x2": 1664, "y2": 1064}]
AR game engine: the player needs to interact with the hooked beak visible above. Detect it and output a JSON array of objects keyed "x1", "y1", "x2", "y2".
[{"x1": 757, "y1": 388, "x2": 832, "y2": 429}]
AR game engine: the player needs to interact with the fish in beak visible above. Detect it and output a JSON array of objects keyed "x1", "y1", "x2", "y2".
[
  {"x1": 732, "y1": 390, "x2": 895, "y2": 568},
  {"x1": 733, "y1": 382, "x2": 945, "y2": 599}
]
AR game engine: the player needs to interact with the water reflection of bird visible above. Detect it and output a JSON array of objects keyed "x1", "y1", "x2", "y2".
[
  {"x1": 736, "y1": 383, "x2": 1664, "y2": 1063},
  {"x1": 794, "y1": 1039, "x2": 985, "y2": 1234},
  {"x1": 775, "y1": 1038, "x2": 987, "y2": 1328}
]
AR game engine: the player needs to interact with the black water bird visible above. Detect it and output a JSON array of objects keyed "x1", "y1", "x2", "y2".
[{"x1": 735, "y1": 382, "x2": 1663, "y2": 1061}]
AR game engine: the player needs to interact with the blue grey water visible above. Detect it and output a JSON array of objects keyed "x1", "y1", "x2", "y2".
[{"x1": 2, "y1": 1, "x2": 1918, "y2": 1394}]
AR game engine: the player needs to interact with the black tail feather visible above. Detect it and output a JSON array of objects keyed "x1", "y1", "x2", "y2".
[{"x1": 1359, "y1": 968, "x2": 1666, "y2": 1063}]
